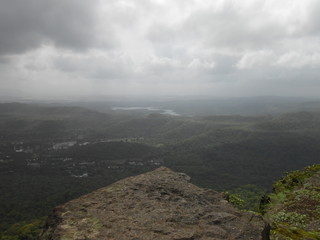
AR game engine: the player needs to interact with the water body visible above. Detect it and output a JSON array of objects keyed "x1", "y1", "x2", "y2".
[{"x1": 112, "y1": 107, "x2": 180, "y2": 116}]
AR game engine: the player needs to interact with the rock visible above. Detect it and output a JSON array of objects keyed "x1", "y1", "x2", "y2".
[
  {"x1": 265, "y1": 165, "x2": 320, "y2": 240},
  {"x1": 40, "y1": 167, "x2": 267, "y2": 240}
]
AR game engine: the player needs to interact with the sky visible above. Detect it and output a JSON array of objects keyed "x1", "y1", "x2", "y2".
[{"x1": 1, "y1": 0, "x2": 320, "y2": 100}]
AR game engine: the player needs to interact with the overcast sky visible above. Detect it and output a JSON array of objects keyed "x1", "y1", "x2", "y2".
[{"x1": 1, "y1": 0, "x2": 320, "y2": 100}]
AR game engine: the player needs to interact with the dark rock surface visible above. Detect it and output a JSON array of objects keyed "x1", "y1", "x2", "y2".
[{"x1": 40, "y1": 167, "x2": 267, "y2": 240}]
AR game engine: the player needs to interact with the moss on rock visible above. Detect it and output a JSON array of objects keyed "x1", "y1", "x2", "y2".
[{"x1": 264, "y1": 164, "x2": 320, "y2": 240}]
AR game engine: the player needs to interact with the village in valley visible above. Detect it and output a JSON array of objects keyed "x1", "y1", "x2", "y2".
[{"x1": 0, "y1": 136, "x2": 163, "y2": 178}]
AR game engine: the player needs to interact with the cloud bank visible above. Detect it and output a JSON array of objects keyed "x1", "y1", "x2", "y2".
[{"x1": 1, "y1": 0, "x2": 320, "y2": 99}]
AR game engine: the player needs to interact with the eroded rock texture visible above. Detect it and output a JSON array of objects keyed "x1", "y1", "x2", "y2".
[{"x1": 41, "y1": 167, "x2": 267, "y2": 240}]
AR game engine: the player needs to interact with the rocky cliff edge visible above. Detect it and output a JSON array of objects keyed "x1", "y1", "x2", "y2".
[{"x1": 40, "y1": 167, "x2": 268, "y2": 240}]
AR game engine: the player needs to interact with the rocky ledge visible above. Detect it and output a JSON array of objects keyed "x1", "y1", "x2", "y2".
[{"x1": 40, "y1": 167, "x2": 268, "y2": 240}]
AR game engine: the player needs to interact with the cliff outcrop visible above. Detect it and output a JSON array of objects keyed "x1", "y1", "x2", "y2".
[
  {"x1": 40, "y1": 167, "x2": 267, "y2": 240},
  {"x1": 264, "y1": 164, "x2": 320, "y2": 239}
]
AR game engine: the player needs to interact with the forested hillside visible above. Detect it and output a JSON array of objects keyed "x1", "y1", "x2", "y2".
[{"x1": 1, "y1": 103, "x2": 320, "y2": 238}]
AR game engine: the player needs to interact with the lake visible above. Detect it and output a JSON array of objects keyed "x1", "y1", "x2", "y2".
[{"x1": 112, "y1": 107, "x2": 180, "y2": 116}]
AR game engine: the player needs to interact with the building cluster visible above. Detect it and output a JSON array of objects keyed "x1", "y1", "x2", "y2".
[{"x1": 0, "y1": 139, "x2": 163, "y2": 177}]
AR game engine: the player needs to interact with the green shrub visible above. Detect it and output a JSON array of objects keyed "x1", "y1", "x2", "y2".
[{"x1": 0, "y1": 218, "x2": 46, "y2": 240}]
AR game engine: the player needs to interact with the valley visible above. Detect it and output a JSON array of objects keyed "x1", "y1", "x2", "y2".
[{"x1": 1, "y1": 101, "x2": 320, "y2": 236}]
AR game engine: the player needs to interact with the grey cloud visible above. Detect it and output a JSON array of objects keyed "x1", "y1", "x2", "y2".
[
  {"x1": 1, "y1": 0, "x2": 320, "y2": 99},
  {"x1": 54, "y1": 57, "x2": 79, "y2": 73},
  {"x1": 0, "y1": 0, "x2": 99, "y2": 55},
  {"x1": 0, "y1": 56, "x2": 11, "y2": 64},
  {"x1": 182, "y1": 8, "x2": 284, "y2": 50},
  {"x1": 293, "y1": 1, "x2": 320, "y2": 37},
  {"x1": 54, "y1": 53, "x2": 134, "y2": 80},
  {"x1": 147, "y1": 2, "x2": 288, "y2": 53},
  {"x1": 143, "y1": 57, "x2": 182, "y2": 76},
  {"x1": 210, "y1": 54, "x2": 238, "y2": 74}
]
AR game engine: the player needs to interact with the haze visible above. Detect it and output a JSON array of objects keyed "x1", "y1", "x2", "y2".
[{"x1": 1, "y1": 0, "x2": 320, "y2": 100}]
